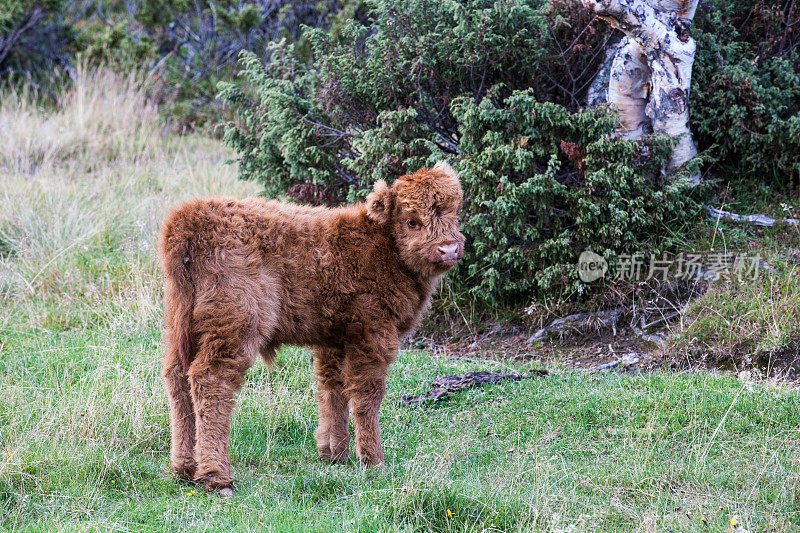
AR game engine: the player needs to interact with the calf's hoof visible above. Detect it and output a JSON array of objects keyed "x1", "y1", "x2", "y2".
[
  {"x1": 170, "y1": 458, "x2": 197, "y2": 481},
  {"x1": 319, "y1": 447, "x2": 350, "y2": 463},
  {"x1": 317, "y1": 443, "x2": 333, "y2": 461},
  {"x1": 329, "y1": 447, "x2": 350, "y2": 463},
  {"x1": 318, "y1": 438, "x2": 350, "y2": 463},
  {"x1": 356, "y1": 445, "x2": 384, "y2": 467},
  {"x1": 195, "y1": 471, "x2": 234, "y2": 494},
  {"x1": 357, "y1": 455, "x2": 385, "y2": 468}
]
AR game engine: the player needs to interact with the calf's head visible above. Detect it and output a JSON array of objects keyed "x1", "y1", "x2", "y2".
[{"x1": 366, "y1": 161, "x2": 465, "y2": 278}]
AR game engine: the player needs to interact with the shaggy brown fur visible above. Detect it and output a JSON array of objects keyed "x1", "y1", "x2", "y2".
[{"x1": 158, "y1": 162, "x2": 464, "y2": 492}]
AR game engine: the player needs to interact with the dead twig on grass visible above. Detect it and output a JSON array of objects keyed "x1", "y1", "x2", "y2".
[{"x1": 400, "y1": 370, "x2": 548, "y2": 407}]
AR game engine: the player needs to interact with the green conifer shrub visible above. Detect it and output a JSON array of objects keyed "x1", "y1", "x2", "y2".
[
  {"x1": 691, "y1": 1, "x2": 800, "y2": 185},
  {"x1": 219, "y1": 0, "x2": 703, "y2": 306}
]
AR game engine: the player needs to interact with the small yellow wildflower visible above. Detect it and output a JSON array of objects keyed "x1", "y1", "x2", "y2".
[
  {"x1": 188, "y1": 490, "x2": 196, "y2": 496},
  {"x1": 730, "y1": 516, "x2": 748, "y2": 533},
  {"x1": 446, "y1": 509, "x2": 454, "y2": 518},
  {"x1": 4, "y1": 451, "x2": 11, "y2": 458}
]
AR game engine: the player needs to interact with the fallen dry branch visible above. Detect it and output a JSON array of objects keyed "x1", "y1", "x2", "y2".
[
  {"x1": 707, "y1": 206, "x2": 799, "y2": 227},
  {"x1": 399, "y1": 370, "x2": 548, "y2": 407},
  {"x1": 529, "y1": 308, "x2": 625, "y2": 342},
  {"x1": 639, "y1": 310, "x2": 683, "y2": 330},
  {"x1": 595, "y1": 352, "x2": 642, "y2": 371}
]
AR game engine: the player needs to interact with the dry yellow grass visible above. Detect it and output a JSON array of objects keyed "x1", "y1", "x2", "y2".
[
  {"x1": 0, "y1": 64, "x2": 159, "y2": 174},
  {"x1": 0, "y1": 67, "x2": 258, "y2": 332}
]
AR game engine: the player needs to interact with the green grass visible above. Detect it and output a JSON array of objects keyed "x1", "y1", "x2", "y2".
[
  {"x1": 1, "y1": 69, "x2": 799, "y2": 532},
  {"x1": 670, "y1": 259, "x2": 800, "y2": 361},
  {"x1": 1, "y1": 322, "x2": 799, "y2": 531}
]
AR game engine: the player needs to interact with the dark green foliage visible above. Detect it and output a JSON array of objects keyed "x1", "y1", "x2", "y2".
[
  {"x1": 691, "y1": 0, "x2": 800, "y2": 185},
  {"x1": 0, "y1": 0, "x2": 72, "y2": 76},
  {"x1": 450, "y1": 94, "x2": 698, "y2": 301},
  {"x1": 219, "y1": 0, "x2": 702, "y2": 305},
  {"x1": 75, "y1": 0, "x2": 343, "y2": 130}
]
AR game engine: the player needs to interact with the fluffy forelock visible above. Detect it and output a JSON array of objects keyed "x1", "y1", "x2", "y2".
[{"x1": 393, "y1": 161, "x2": 462, "y2": 212}]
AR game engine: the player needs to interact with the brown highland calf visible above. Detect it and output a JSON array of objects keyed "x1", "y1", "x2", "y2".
[{"x1": 158, "y1": 161, "x2": 465, "y2": 493}]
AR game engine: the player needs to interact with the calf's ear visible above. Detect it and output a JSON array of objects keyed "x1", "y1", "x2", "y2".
[{"x1": 366, "y1": 180, "x2": 394, "y2": 224}]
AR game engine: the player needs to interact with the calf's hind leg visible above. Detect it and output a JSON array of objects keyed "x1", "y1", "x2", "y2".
[
  {"x1": 162, "y1": 338, "x2": 196, "y2": 480},
  {"x1": 188, "y1": 307, "x2": 254, "y2": 492},
  {"x1": 314, "y1": 347, "x2": 350, "y2": 462}
]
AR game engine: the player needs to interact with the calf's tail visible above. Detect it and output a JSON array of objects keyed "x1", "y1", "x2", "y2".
[{"x1": 159, "y1": 214, "x2": 196, "y2": 371}]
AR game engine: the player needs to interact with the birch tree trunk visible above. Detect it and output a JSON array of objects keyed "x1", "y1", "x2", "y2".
[{"x1": 583, "y1": 0, "x2": 701, "y2": 184}]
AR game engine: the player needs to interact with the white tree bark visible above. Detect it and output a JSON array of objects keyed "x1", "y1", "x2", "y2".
[{"x1": 583, "y1": 0, "x2": 700, "y2": 184}]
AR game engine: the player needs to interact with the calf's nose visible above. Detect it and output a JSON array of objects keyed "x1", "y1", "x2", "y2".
[{"x1": 437, "y1": 242, "x2": 461, "y2": 262}]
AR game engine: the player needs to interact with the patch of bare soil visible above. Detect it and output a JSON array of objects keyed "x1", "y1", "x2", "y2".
[
  {"x1": 399, "y1": 370, "x2": 548, "y2": 407},
  {"x1": 664, "y1": 339, "x2": 800, "y2": 381},
  {"x1": 413, "y1": 320, "x2": 799, "y2": 382},
  {"x1": 413, "y1": 274, "x2": 799, "y2": 383},
  {"x1": 414, "y1": 324, "x2": 666, "y2": 373}
]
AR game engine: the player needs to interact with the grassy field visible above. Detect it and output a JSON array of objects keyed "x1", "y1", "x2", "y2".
[{"x1": 1, "y1": 71, "x2": 799, "y2": 532}]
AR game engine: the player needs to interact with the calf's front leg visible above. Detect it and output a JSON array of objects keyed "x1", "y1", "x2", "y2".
[
  {"x1": 343, "y1": 349, "x2": 391, "y2": 466},
  {"x1": 314, "y1": 347, "x2": 351, "y2": 462}
]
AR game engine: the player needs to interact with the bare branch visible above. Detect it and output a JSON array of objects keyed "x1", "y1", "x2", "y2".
[{"x1": 707, "y1": 206, "x2": 800, "y2": 227}]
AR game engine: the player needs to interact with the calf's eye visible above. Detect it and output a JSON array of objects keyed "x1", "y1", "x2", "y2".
[{"x1": 407, "y1": 219, "x2": 418, "y2": 229}]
